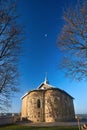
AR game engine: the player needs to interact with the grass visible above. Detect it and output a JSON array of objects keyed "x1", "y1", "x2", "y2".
[{"x1": 0, "y1": 125, "x2": 78, "y2": 130}]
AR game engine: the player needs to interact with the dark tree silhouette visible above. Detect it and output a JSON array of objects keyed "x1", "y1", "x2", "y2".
[
  {"x1": 0, "y1": 0, "x2": 24, "y2": 111},
  {"x1": 57, "y1": 1, "x2": 87, "y2": 81}
]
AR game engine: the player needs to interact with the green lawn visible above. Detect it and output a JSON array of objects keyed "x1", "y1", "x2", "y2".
[{"x1": 0, "y1": 125, "x2": 78, "y2": 130}]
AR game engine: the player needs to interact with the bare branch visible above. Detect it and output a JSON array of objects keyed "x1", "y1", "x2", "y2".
[
  {"x1": 57, "y1": 0, "x2": 87, "y2": 80},
  {"x1": 0, "y1": 0, "x2": 24, "y2": 112}
]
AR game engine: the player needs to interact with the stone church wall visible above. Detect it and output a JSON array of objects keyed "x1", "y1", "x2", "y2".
[
  {"x1": 27, "y1": 90, "x2": 45, "y2": 122},
  {"x1": 21, "y1": 88, "x2": 75, "y2": 122},
  {"x1": 21, "y1": 96, "x2": 27, "y2": 119},
  {"x1": 45, "y1": 89, "x2": 63, "y2": 122}
]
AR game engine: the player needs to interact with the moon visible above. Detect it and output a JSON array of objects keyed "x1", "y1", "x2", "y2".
[{"x1": 44, "y1": 34, "x2": 48, "y2": 37}]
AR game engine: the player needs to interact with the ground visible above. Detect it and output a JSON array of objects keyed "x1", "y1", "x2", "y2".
[{"x1": 0, "y1": 125, "x2": 78, "y2": 130}]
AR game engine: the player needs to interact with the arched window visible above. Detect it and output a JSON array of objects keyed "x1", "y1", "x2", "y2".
[{"x1": 37, "y1": 99, "x2": 40, "y2": 108}]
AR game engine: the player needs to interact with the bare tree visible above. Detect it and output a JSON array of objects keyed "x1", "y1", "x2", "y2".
[
  {"x1": 57, "y1": 1, "x2": 87, "y2": 81},
  {"x1": 0, "y1": 0, "x2": 24, "y2": 111}
]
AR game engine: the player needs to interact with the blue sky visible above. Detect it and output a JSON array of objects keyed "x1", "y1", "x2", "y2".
[{"x1": 10, "y1": 0, "x2": 87, "y2": 114}]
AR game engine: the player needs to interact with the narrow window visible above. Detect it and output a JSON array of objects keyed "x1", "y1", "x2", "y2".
[{"x1": 37, "y1": 99, "x2": 40, "y2": 108}]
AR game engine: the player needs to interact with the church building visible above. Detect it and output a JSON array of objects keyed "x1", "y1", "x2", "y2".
[{"x1": 21, "y1": 78, "x2": 75, "y2": 122}]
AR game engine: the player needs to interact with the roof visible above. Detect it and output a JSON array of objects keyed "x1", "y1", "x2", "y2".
[{"x1": 21, "y1": 80, "x2": 74, "y2": 99}]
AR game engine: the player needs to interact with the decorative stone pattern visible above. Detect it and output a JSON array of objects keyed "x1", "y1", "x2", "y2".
[{"x1": 21, "y1": 82, "x2": 75, "y2": 122}]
